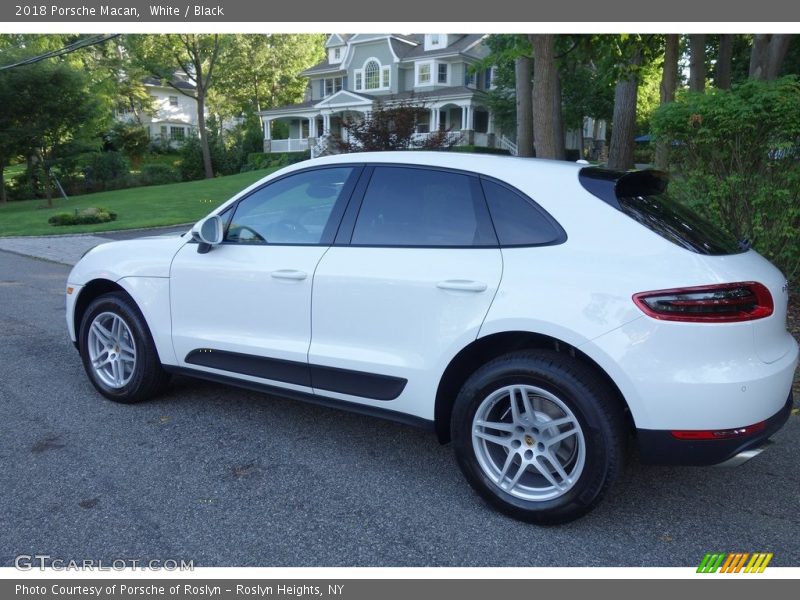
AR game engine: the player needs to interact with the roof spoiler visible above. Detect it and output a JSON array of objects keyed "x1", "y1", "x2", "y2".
[{"x1": 578, "y1": 167, "x2": 668, "y2": 210}]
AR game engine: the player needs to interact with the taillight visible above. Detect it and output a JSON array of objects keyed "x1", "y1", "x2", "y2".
[{"x1": 633, "y1": 282, "x2": 773, "y2": 323}]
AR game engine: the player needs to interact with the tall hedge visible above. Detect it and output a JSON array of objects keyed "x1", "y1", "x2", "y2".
[{"x1": 651, "y1": 76, "x2": 800, "y2": 280}]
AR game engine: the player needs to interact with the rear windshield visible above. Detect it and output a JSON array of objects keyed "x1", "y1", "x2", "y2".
[
  {"x1": 579, "y1": 168, "x2": 745, "y2": 256},
  {"x1": 617, "y1": 193, "x2": 744, "y2": 255}
]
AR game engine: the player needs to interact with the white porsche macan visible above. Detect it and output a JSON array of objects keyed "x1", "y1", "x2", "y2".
[{"x1": 65, "y1": 152, "x2": 798, "y2": 523}]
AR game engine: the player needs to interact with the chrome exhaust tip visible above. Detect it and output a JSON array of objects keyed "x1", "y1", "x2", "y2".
[{"x1": 715, "y1": 441, "x2": 772, "y2": 468}]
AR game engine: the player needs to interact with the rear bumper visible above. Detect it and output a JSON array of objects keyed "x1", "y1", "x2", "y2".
[{"x1": 636, "y1": 392, "x2": 794, "y2": 466}]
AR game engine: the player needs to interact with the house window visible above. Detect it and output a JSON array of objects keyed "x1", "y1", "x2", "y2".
[
  {"x1": 324, "y1": 77, "x2": 343, "y2": 97},
  {"x1": 381, "y1": 67, "x2": 390, "y2": 89},
  {"x1": 355, "y1": 72, "x2": 363, "y2": 91},
  {"x1": 169, "y1": 96, "x2": 179, "y2": 107},
  {"x1": 160, "y1": 125, "x2": 167, "y2": 139},
  {"x1": 418, "y1": 63, "x2": 431, "y2": 85},
  {"x1": 438, "y1": 63, "x2": 448, "y2": 84},
  {"x1": 170, "y1": 126, "x2": 185, "y2": 141},
  {"x1": 334, "y1": 47, "x2": 341, "y2": 60},
  {"x1": 430, "y1": 34, "x2": 441, "y2": 46},
  {"x1": 465, "y1": 70, "x2": 476, "y2": 86},
  {"x1": 365, "y1": 60, "x2": 380, "y2": 90}
]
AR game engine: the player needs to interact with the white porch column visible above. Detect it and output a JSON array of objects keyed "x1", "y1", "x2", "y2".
[
  {"x1": 263, "y1": 118, "x2": 272, "y2": 140},
  {"x1": 461, "y1": 105, "x2": 468, "y2": 130},
  {"x1": 430, "y1": 107, "x2": 438, "y2": 132},
  {"x1": 309, "y1": 116, "x2": 317, "y2": 138},
  {"x1": 322, "y1": 113, "x2": 331, "y2": 134}
]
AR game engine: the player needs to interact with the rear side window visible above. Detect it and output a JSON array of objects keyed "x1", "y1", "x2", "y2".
[
  {"x1": 351, "y1": 166, "x2": 497, "y2": 247},
  {"x1": 617, "y1": 193, "x2": 744, "y2": 255},
  {"x1": 579, "y1": 168, "x2": 745, "y2": 256},
  {"x1": 480, "y1": 179, "x2": 565, "y2": 246}
]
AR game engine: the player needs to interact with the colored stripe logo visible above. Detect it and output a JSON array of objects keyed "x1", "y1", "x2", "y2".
[{"x1": 697, "y1": 552, "x2": 773, "y2": 573}]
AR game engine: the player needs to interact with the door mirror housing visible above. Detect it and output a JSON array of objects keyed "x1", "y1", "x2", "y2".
[{"x1": 191, "y1": 215, "x2": 224, "y2": 254}]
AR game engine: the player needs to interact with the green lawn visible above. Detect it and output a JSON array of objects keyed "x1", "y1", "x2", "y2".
[{"x1": 0, "y1": 168, "x2": 278, "y2": 237}]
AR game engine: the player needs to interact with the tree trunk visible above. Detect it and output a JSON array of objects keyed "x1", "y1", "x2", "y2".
[
  {"x1": 553, "y1": 70, "x2": 566, "y2": 160},
  {"x1": 514, "y1": 55, "x2": 534, "y2": 157},
  {"x1": 765, "y1": 34, "x2": 792, "y2": 79},
  {"x1": 689, "y1": 34, "x2": 706, "y2": 92},
  {"x1": 655, "y1": 34, "x2": 679, "y2": 171},
  {"x1": 716, "y1": 34, "x2": 734, "y2": 89},
  {"x1": 750, "y1": 34, "x2": 792, "y2": 80},
  {"x1": 196, "y1": 90, "x2": 214, "y2": 179},
  {"x1": 193, "y1": 54, "x2": 214, "y2": 180},
  {"x1": 608, "y1": 47, "x2": 643, "y2": 171},
  {"x1": 749, "y1": 34, "x2": 770, "y2": 79},
  {"x1": 531, "y1": 34, "x2": 557, "y2": 159}
]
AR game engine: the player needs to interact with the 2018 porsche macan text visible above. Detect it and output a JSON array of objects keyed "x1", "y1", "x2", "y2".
[{"x1": 66, "y1": 152, "x2": 798, "y2": 523}]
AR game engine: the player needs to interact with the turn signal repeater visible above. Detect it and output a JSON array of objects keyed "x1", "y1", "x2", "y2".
[{"x1": 633, "y1": 282, "x2": 774, "y2": 323}]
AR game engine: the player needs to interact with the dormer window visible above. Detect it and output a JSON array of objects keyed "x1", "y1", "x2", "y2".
[
  {"x1": 329, "y1": 45, "x2": 344, "y2": 64},
  {"x1": 424, "y1": 34, "x2": 446, "y2": 51},
  {"x1": 354, "y1": 58, "x2": 390, "y2": 92}
]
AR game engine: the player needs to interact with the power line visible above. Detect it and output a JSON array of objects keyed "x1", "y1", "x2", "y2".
[{"x1": 0, "y1": 34, "x2": 120, "y2": 72}]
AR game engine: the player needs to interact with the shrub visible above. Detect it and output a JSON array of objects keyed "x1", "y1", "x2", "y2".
[
  {"x1": 138, "y1": 163, "x2": 180, "y2": 186},
  {"x1": 48, "y1": 207, "x2": 118, "y2": 226},
  {"x1": 83, "y1": 151, "x2": 131, "y2": 191},
  {"x1": 651, "y1": 76, "x2": 800, "y2": 280}
]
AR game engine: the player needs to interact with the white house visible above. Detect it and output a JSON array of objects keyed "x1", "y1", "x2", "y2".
[
  {"x1": 259, "y1": 34, "x2": 511, "y2": 157},
  {"x1": 115, "y1": 77, "x2": 199, "y2": 147}
]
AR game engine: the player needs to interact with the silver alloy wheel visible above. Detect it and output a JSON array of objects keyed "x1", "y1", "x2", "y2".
[
  {"x1": 87, "y1": 311, "x2": 137, "y2": 389},
  {"x1": 471, "y1": 384, "x2": 586, "y2": 501}
]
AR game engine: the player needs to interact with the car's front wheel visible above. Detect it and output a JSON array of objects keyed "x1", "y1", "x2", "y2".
[
  {"x1": 78, "y1": 292, "x2": 170, "y2": 403},
  {"x1": 451, "y1": 350, "x2": 625, "y2": 524}
]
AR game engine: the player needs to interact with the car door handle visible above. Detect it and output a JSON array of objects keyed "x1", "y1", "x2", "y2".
[
  {"x1": 271, "y1": 269, "x2": 308, "y2": 281},
  {"x1": 436, "y1": 280, "x2": 488, "y2": 293}
]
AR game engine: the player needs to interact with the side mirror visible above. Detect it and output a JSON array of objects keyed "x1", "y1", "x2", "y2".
[{"x1": 191, "y1": 215, "x2": 224, "y2": 254}]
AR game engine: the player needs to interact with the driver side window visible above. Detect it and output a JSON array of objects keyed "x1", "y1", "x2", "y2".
[{"x1": 226, "y1": 167, "x2": 355, "y2": 245}]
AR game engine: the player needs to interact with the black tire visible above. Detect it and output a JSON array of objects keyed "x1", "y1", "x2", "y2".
[
  {"x1": 78, "y1": 291, "x2": 170, "y2": 403},
  {"x1": 451, "y1": 350, "x2": 625, "y2": 524}
]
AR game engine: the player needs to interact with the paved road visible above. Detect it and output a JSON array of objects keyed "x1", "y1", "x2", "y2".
[{"x1": 0, "y1": 250, "x2": 798, "y2": 567}]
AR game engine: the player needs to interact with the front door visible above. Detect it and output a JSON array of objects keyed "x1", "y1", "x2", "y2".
[
  {"x1": 170, "y1": 165, "x2": 360, "y2": 391},
  {"x1": 308, "y1": 165, "x2": 503, "y2": 419}
]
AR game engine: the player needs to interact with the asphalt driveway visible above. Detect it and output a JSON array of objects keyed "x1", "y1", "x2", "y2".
[{"x1": 0, "y1": 248, "x2": 798, "y2": 567}]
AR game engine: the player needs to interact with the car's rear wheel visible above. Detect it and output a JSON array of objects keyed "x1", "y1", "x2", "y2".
[
  {"x1": 451, "y1": 350, "x2": 625, "y2": 524},
  {"x1": 79, "y1": 292, "x2": 170, "y2": 403}
]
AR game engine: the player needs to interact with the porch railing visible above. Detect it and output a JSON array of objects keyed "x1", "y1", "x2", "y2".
[
  {"x1": 270, "y1": 138, "x2": 309, "y2": 153},
  {"x1": 499, "y1": 135, "x2": 518, "y2": 156}
]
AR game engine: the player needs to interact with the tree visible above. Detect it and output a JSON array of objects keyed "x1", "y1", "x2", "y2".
[
  {"x1": 716, "y1": 34, "x2": 734, "y2": 89},
  {"x1": 213, "y1": 34, "x2": 325, "y2": 117},
  {"x1": 335, "y1": 99, "x2": 458, "y2": 152},
  {"x1": 126, "y1": 34, "x2": 225, "y2": 179},
  {"x1": 689, "y1": 34, "x2": 707, "y2": 92},
  {"x1": 655, "y1": 34, "x2": 679, "y2": 170},
  {"x1": 515, "y1": 55, "x2": 534, "y2": 156},
  {"x1": 0, "y1": 50, "x2": 104, "y2": 205},
  {"x1": 608, "y1": 44, "x2": 644, "y2": 170},
  {"x1": 530, "y1": 35, "x2": 559, "y2": 159},
  {"x1": 749, "y1": 34, "x2": 794, "y2": 80}
]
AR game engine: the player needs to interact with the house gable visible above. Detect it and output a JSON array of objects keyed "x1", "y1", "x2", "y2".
[{"x1": 314, "y1": 90, "x2": 373, "y2": 109}]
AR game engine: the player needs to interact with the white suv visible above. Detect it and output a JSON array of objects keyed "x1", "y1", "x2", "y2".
[{"x1": 65, "y1": 152, "x2": 798, "y2": 523}]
